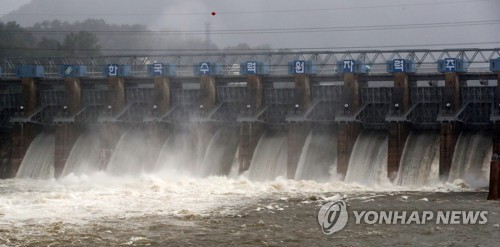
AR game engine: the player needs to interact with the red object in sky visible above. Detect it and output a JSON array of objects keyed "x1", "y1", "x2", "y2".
[{"x1": 211, "y1": 11, "x2": 216, "y2": 16}]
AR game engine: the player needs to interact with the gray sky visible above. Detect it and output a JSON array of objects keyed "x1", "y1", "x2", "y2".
[
  {"x1": 1, "y1": 0, "x2": 499, "y2": 50},
  {"x1": 1, "y1": 0, "x2": 31, "y2": 15}
]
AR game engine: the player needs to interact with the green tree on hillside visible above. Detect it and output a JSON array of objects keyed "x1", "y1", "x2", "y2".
[
  {"x1": 0, "y1": 22, "x2": 35, "y2": 58},
  {"x1": 61, "y1": 31, "x2": 101, "y2": 56},
  {"x1": 36, "y1": 37, "x2": 63, "y2": 57}
]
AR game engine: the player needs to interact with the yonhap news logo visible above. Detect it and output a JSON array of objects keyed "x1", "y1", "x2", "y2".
[
  {"x1": 317, "y1": 200, "x2": 349, "y2": 235},
  {"x1": 318, "y1": 200, "x2": 488, "y2": 235}
]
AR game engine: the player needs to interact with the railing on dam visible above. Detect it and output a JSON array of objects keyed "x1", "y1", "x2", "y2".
[{"x1": 2, "y1": 48, "x2": 499, "y2": 78}]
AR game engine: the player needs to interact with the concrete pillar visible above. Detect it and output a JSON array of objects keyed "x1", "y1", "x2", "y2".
[
  {"x1": 64, "y1": 78, "x2": 82, "y2": 114},
  {"x1": 9, "y1": 123, "x2": 38, "y2": 177},
  {"x1": 0, "y1": 131, "x2": 12, "y2": 178},
  {"x1": 239, "y1": 122, "x2": 263, "y2": 173},
  {"x1": 495, "y1": 73, "x2": 500, "y2": 112},
  {"x1": 21, "y1": 78, "x2": 37, "y2": 113},
  {"x1": 337, "y1": 122, "x2": 361, "y2": 177},
  {"x1": 488, "y1": 74, "x2": 500, "y2": 199},
  {"x1": 393, "y1": 73, "x2": 410, "y2": 112},
  {"x1": 443, "y1": 72, "x2": 461, "y2": 111},
  {"x1": 387, "y1": 122, "x2": 409, "y2": 181},
  {"x1": 489, "y1": 124, "x2": 500, "y2": 200},
  {"x1": 438, "y1": 73, "x2": 461, "y2": 181},
  {"x1": 488, "y1": 159, "x2": 500, "y2": 200},
  {"x1": 247, "y1": 75, "x2": 263, "y2": 109},
  {"x1": 108, "y1": 77, "x2": 125, "y2": 114},
  {"x1": 200, "y1": 76, "x2": 216, "y2": 111},
  {"x1": 153, "y1": 77, "x2": 171, "y2": 115},
  {"x1": 54, "y1": 78, "x2": 82, "y2": 178},
  {"x1": 54, "y1": 124, "x2": 80, "y2": 178},
  {"x1": 98, "y1": 78, "x2": 126, "y2": 170},
  {"x1": 439, "y1": 122, "x2": 461, "y2": 180},
  {"x1": 387, "y1": 73, "x2": 411, "y2": 181},
  {"x1": 287, "y1": 123, "x2": 310, "y2": 179},
  {"x1": 9, "y1": 78, "x2": 39, "y2": 178},
  {"x1": 342, "y1": 74, "x2": 361, "y2": 112},
  {"x1": 238, "y1": 76, "x2": 265, "y2": 174},
  {"x1": 294, "y1": 74, "x2": 311, "y2": 110},
  {"x1": 336, "y1": 74, "x2": 362, "y2": 178}
]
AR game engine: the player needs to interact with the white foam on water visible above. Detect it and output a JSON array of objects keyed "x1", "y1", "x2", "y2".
[
  {"x1": 0, "y1": 171, "x2": 478, "y2": 228},
  {"x1": 3, "y1": 127, "x2": 489, "y2": 231}
]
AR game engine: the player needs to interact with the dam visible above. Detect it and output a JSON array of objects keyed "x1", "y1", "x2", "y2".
[{"x1": 0, "y1": 48, "x2": 499, "y2": 199}]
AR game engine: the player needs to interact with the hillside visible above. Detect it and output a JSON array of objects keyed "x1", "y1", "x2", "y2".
[{"x1": 0, "y1": 0, "x2": 176, "y2": 27}]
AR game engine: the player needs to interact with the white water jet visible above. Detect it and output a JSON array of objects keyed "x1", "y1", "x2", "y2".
[
  {"x1": 155, "y1": 130, "x2": 196, "y2": 176},
  {"x1": 449, "y1": 131, "x2": 491, "y2": 187},
  {"x1": 344, "y1": 131, "x2": 388, "y2": 186},
  {"x1": 62, "y1": 132, "x2": 100, "y2": 176},
  {"x1": 16, "y1": 132, "x2": 55, "y2": 179},
  {"x1": 294, "y1": 128, "x2": 337, "y2": 182},
  {"x1": 248, "y1": 131, "x2": 288, "y2": 181},
  {"x1": 107, "y1": 129, "x2": 151, "y2": 176},
  {"x1": 199, "y1": 127, "x2": 239, "y2": 177},
  {"x1": 397, "y1": 131, "x2": 440, "y2": 186}
]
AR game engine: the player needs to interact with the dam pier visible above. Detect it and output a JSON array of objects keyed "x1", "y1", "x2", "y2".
[{"x1": 0, "y1": 49, "x2": 499, "y2": 199}]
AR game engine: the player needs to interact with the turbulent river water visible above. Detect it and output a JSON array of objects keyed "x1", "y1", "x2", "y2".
[
  {"x1": 0, "y1": 174, "x2": 493, "y2": 246},
  {"x1": 0, "y1": 129, "x2": 496, "y2": 245}
]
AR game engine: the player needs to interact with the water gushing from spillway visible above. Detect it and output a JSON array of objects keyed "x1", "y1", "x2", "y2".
[
  {"x1": 397, "y1": 131, "x2": 440, "y2": 187},
  {"x1": 294, "y1": 127, "x2": 337, "y2": 182},
  {"x1": 16, "y1": 132, "x2": 55, "y2": 179},
  {"x1": 155, "y1": 132, "x2": 192, "y2": 176},
  {"x1": 154, "y1": 126, "x2": 213, "y2": 177},
  {"x1": 198, "y1": 126, "x2": 239, "y2": 177},
  {"x1": 62, "y1": 132, "x2": 100, "y2": 176},
  {"x1": 344, "y1": 131, "x2": 389, "y2": 186},
  {"x1": 247, "y1": 130, "x2": 288, "y2": 181},
  {"x1": 449, "y1": 131, "x2": 491, "y2": 187},
  {"x1": 228, "y1": 147, "x2": 241, "y2": 178},
  {"x1": 11, "y1": 124, "x2": 490, "y2": 191},
  {"x1": 107, "y1": 129, "x2": 153, "y2": 176}
]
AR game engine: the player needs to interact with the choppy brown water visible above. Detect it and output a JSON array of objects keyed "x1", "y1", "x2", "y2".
[{"x1": 1, "y1": 176, "x2": 497, "y2": 246}]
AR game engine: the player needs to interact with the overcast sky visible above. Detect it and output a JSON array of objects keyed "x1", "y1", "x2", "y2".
[
  {"x1": 1, "y1": 0, "x2": 499, "y2": 50},
  {"x1": 1, "y1": 0, "x2": 31, "y2": 15}
]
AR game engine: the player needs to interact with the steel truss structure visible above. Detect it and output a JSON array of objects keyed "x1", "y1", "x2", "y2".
[
  {"x1": 1, "y1": 48, "x2": 498, "y2": 126},
  {"x1": 2, "y1": 48, "x2": 499, "y2": 78}
]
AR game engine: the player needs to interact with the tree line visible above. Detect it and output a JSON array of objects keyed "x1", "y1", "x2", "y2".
[
  {"x1": 0, "y1": 20, "x2": 101, "y2": 58},
  {"x1": 0, "y1": 19, "x2": 274, "y2": 59}
]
